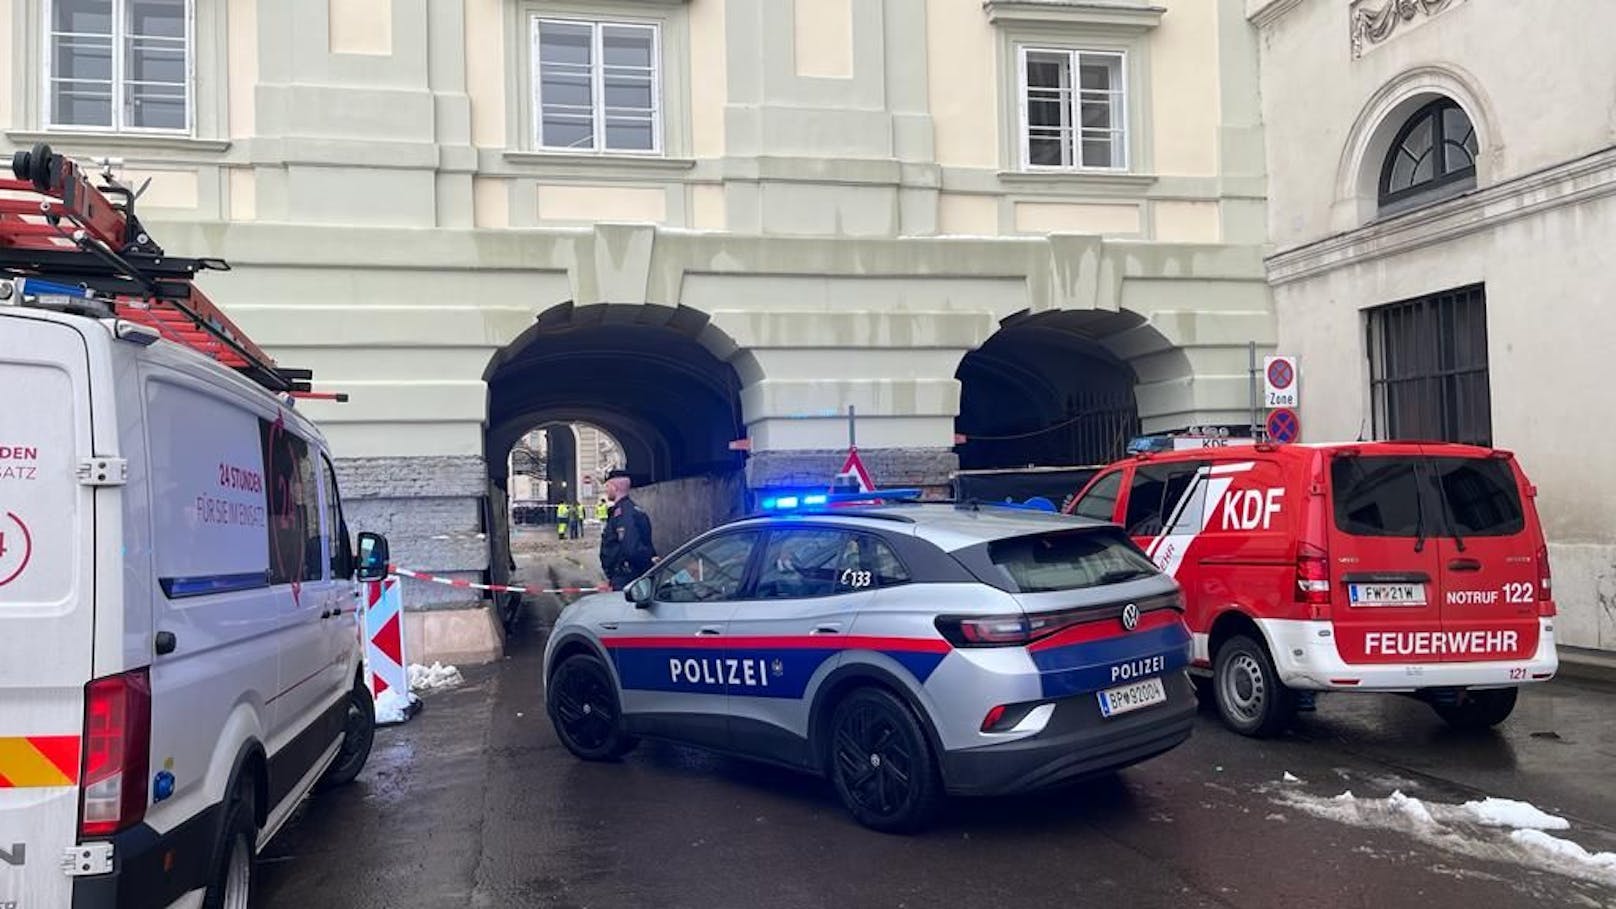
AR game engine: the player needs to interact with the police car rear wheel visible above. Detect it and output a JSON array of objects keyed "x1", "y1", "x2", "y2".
[
  {"x1": 1214, "y1": 635, "x2": 1295, "y2": 738},
  {"x1": 828, "y1": 688, "x2": 940, "y2": 833},
  {"x1": 1431, "y1": 686, "x2": 1518, "y2": 731},
  {"x1": 550, "y1": 654, "x2": 636, "y2": 761}
]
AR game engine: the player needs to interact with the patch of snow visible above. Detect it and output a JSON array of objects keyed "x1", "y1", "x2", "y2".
[
  {"x1": 409, "y1": 661, "x2": 464, "y2": 692},
  {"x1": 1282, "y1": 771, "x2": 1302, "y2": 783},
  {"x1": 373, "y1": 689, "x2": 418, "y2": 725},
  {"x1": 1464, "y1": 798, "x2": 1570, "y2": 831},
  {"x1": 1510, "y1": 830, "x2": 1616, "y2": 873},
  {"x1": 1388, "y1": 790, "x2": 1435, "y2": 825},
  {"x1": 1274, "y1": 788, "x2": 1616, "y2": 889}
]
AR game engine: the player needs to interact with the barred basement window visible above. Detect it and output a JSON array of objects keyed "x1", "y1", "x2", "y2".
[
  {"x1": 1367, "y1": 285, "x2": 1492, "y2": 446},
  {"x1": 532, "y1": 17, "x2": 661, "y2": 154},
  {"x1": 47, "y1": 0, "x2": 192, "y2": 132}
]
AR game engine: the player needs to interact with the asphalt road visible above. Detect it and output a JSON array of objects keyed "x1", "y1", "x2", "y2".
[{"x1": 259, "y1": 600, "x2": 1616, "y2": 909}]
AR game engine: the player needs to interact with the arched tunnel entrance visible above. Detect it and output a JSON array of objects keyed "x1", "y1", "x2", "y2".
[
  {"x1": 954, "y1": 310, "x2": 1144, "y2": 472},
  {"x1": 484, "y1": 303, "x2": 748, "y2": 591}
]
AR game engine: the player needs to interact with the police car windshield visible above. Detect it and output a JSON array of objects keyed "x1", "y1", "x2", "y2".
[{"x1": 984, "y1": 527, "x2": 1158, "y2": 594}]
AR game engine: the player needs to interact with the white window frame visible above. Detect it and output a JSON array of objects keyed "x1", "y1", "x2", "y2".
[
  {"x1": 42, "y1": 0, "x2": 196, "y2": 135},
  {"x1": 1016, "y1": 45, "x2": 1128, "y2": 172},
  {"x1": 530, "y1": 16, "x2": 664, "y2": 156}
]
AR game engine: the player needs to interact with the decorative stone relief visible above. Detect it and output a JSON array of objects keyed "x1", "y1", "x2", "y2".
[{"x1": 1350, "y1": 0, "x2": 1461, "y2": 58}]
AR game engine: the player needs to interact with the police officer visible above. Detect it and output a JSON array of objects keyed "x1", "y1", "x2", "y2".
[{"x1": 599, "y1": 469, "x2": 656, "y2": 590}]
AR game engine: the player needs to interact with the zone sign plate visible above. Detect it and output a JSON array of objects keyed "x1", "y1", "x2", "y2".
[{"x1": 1264, "y1": 356, "x2": 1299, "y2": 408}]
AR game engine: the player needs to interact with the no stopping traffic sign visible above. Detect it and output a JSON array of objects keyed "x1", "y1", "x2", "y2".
[{"x1": 1266, "y1": 408, "x2": 1300, "y2": 444}]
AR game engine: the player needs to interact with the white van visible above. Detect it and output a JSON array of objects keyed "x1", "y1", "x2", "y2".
[{"x1": 0, "y1": 294, "x2": 388, "y2": 907}]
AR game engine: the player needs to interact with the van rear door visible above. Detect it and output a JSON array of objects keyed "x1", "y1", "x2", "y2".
[
  {"x1": 0, "y1": 316, "x2": 96, "y2": 909},
  {"x1": 1424, "y1": 452, "x2": 1538, "y2": 662},
  {"x1": 1325, "y1": 446, "x2": 1445, "y2": 664}
]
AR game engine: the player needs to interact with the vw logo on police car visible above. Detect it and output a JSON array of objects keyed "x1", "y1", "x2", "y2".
[{"x1": 1121, "y1": 603, "x2": 1140, "y2": 631}]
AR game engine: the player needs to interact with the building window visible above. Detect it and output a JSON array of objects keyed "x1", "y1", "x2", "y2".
[
  {"x1": 1018, "y1": 47, "x2": 1126, "y2": 171},
  {"x1": 1379, "y1": 98, "x2": 1477, "y2": 210},
  {"x1": 1367, "y1": 285, "x2": 1492, "y2": 446},
  {"x1": 531, "y1": 17, "x2": 660, "y2": 154},
  {"x1": 47, "y1": 0, "x2": 192, "y2": 133}
]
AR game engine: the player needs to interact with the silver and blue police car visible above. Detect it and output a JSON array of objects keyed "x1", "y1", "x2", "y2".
[{"x1": 542, "y1": 493, "x2": 1196, "y2": 832}]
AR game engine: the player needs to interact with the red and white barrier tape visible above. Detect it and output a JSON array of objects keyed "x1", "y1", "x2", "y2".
[{"x1": 389, "y1": 565, "x2": 609, "y2": 596}]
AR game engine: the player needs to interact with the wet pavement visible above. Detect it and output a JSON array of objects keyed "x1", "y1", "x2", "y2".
[{"x1": 259, "y1": 583, "x2": 1616, "y2": 908}]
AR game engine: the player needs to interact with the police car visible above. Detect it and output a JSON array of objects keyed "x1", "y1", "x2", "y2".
[{"x1": 542, "y1": 493, "x2": 1196, "y2": 832}]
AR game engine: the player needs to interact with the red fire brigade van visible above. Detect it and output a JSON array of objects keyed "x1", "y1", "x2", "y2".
[{"x1": 1065, "y1": 441, "x2": 1558, "y2": 737}]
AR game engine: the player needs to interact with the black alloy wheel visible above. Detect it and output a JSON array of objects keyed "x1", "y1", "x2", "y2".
[
  {"x1": 549, "y1": 654, "x2": 636, "y2": 761},
  {"x1": 318, "y1": 683, "x2": 376, "y2": 790},
  {"x1": 828, "y1": 687, "x2": 940, "y2": 833}
]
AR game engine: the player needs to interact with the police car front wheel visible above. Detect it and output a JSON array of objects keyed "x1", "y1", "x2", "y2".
[
  {"x1": 549, "y1": 654, "x2": 637, "y2": 761},
  {"x1": 827, "y1": 688, "x2": 941, "y2": 833}
]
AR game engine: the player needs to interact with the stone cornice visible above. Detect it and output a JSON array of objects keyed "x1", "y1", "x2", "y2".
[
  {"x1": 983, "y1": 0, "x2": 1165, "y2": 31},
  {"x1": 1267, "y1": 145, "x2": 1616, "y2": 285},
  {"x1": 1247, "y1": 0, "x2": 1304, "y2": 30}
]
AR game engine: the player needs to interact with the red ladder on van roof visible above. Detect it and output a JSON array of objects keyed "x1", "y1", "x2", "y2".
[{"x1": 0, "y1": 143, "x2": 331, "y2": 398}]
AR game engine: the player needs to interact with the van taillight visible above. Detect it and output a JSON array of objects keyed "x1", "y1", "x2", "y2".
[
  {"x1": 79, "y1": 669, "x2": 151, "y2": 838},
  {"x1": 1536, "y1": 545, "x2": 1556, "y2": 616},
  {"x1": 1296, "y1": 542, "x2": 1331, "y2": 616}
]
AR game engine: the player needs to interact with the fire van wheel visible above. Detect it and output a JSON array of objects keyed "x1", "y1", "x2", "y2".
[
  {"x1": 317, "y1": 683, "x2": 376, "y2": 790},
  {"x1": 1432, "y1": 687, "x2": 1519, "y2": 731},
  {"x1": 549, "y1": 654, "x2": 637, "y2": 761},
  {"x1": 1214, "y1": 635, "x2": 1296, "y2": 738},
  {"x1": 827, "y1": 688, "x2": 941, "y2": 834},
  {"x1": 202, "y1": 783, "x2": 256, "y2": 909}
]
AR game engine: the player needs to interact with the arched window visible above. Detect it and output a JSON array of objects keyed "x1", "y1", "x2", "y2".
[{"x1": 1379, "y1": 98, "x2": 1478, "y2": 209}]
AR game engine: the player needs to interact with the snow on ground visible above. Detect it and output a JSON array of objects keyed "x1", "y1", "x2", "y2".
[
  {"x1": 1465, "y1": 797, "x2": 1571, "y2": 830},
  {"x1": 409, "y1": 662, "x2": 464, "y2": 692},
  {"x1": 1272, "y1": 787, "x2": 1616, "y2": 890},
  {"x1": 374, "y1": 689, "x2": 419, "y2": 725}
]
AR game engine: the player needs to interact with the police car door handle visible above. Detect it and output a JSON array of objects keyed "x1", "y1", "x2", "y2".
[
  {"x1": 697, "y1": 626, "x2": 723, "y2": 636},
  {"x1": 810, "y1": 624, "x2": 842, "y2": 635},
  {"x1": 1448, "y1": 558, "x2": 1483, "y2": 573}
]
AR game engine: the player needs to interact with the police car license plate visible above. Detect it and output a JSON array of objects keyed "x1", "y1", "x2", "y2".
[
  {"x1": 1097, "y1": 677, "x2": 1167, "y2": 718},
  {"x1": 1349, "y1": 583, "x2": 1426, "y2": 607}
]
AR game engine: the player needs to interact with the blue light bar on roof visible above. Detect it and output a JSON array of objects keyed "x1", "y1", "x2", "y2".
[{"x1": 757, "y1": 488, "x2": 923, "y2": 512}]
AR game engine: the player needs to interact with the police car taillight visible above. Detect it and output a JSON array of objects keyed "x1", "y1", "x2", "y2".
[
  {"x1": 1536, "y1": 545, "x2": 1556, "y2": 616},
  {"x1": 1295, "y1": 542, "x2": 1331, "y2": 614},
  {"x1": 939, "y1": 615, "x2": 1034, "y2": 646},
  {"x1": 79, "y1": 669, "x2": 152, "y2": 838}
]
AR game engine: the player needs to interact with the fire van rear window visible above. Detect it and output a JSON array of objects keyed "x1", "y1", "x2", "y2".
[
  {"x1": 1430, "y1": 457, "x2": 1524, "y2": 537},
  {"x1": 1332, "y1": 457, "x2": 1423, "y2": 536},
  {"x1": 986, "y1": 528, "x2": 1158, "y2": 593}
]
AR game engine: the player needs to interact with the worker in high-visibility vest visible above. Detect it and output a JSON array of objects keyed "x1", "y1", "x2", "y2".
[
  {"x1": 556, "y1": 501, "x2": 570, "y2": 540},
  {"x1": 595, "y1": 499, "x2": 609, "y2": 522}
]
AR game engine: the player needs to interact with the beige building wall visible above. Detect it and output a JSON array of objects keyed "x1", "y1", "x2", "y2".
[
  {"x1": 1255, "y1": 0, "x2": 1616, "y2": 651},
  {"x1": 1, "y1": 0, "x2": 1274, "y2": 656}
]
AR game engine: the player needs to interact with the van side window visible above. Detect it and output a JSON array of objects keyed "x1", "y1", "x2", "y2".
[
  {"x1": 1124, "y1": 463, "x2": 1208, "y2": 537},
  {"x1": 321, "y1": 455, "x2": 353, "y2": 578},
  {"x1": 261, "y1": 418, "x2": 323, "y2": 586},
  {"x1": 1072, "y1": 471, "x2": 1123, "y2": 521}
]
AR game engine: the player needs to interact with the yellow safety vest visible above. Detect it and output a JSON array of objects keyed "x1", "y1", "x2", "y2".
[
  {"x1": 557, "y1": 503, "x2": 570, "y2": 519},
  {"x1": 596, "y1": 502, "x2": 609, "y2": 520}
]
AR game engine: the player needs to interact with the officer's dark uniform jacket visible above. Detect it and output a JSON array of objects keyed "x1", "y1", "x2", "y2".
[{"x1": 600, "y1": 496, "x2": 656, "y2": 590}]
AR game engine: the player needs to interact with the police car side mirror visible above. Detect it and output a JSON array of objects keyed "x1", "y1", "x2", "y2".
[
  {"x1": 627, "y1": 577, "x2": 654, "y2": 608},
  {"x1": 356, "y1": 532, "x2": 390, "y2": 582}
]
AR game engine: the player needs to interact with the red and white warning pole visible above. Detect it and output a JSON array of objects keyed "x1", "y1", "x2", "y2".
[{"x1": 362, "y1": 577, "x2": 418, "y2": 725}]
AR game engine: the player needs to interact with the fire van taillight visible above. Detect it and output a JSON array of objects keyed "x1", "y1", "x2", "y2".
[
  {"x1": 80, "y1": 669, "x2": 152, "y2": 838},
  {"x1": 1295, "y1": 542, "x2": 1332, "y2": 617},
  {"x1": 1536, "y1": 545, "x2": 1556, "y2": 616}
]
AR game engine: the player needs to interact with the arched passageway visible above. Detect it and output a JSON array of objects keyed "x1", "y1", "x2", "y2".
[{"x1": 954, "y1": 311, "x2": 1144, "y2": 470}]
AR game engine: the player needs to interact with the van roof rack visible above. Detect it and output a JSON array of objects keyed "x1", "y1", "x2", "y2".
[{"x1": 0, "y1": 144, "x2": 331, "y2": 398}]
